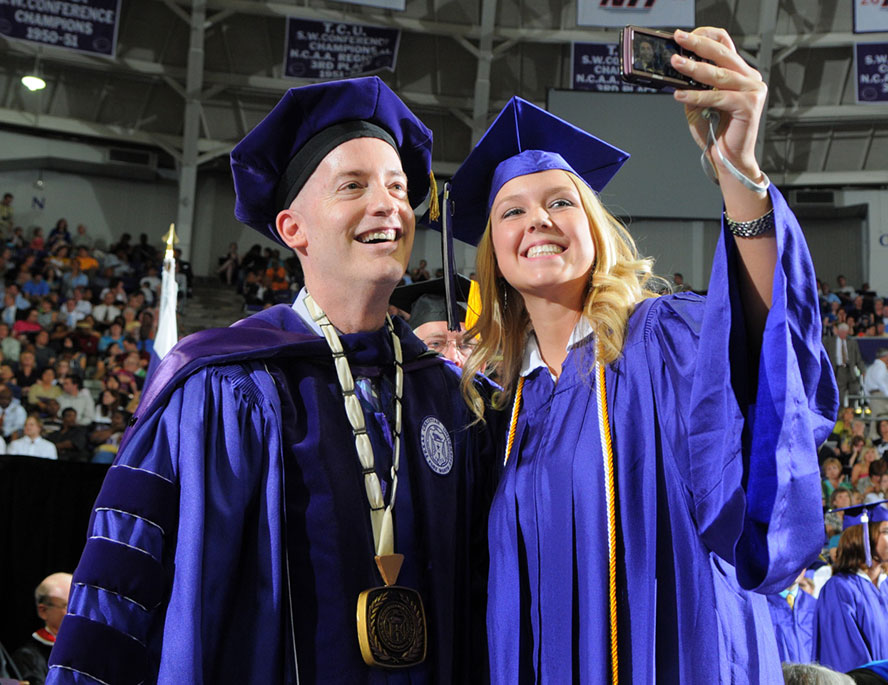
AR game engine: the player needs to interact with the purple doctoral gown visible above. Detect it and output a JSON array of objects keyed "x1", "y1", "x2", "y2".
[
  {"x1": 47, "y1": 306, "x2": 499, "y2": 684},
  {"x1": 766, "y1": 589, "x2": 816, "y2": 663},
  {"x1": 815, "y1": 573, "x2": 888, "y2": 672},
  {"x1": 487, "y1": 186, "x2": 838, "y2": 683}
]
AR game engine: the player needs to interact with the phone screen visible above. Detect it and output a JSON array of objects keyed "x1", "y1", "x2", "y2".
[{"x1": 620, "y1": 26, "x2": 711, "y2": 91}]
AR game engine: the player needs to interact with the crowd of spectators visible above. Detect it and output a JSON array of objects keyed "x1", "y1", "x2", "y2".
[{"x1": 0, "y1": 194, "x2": 192, "y2": 463}]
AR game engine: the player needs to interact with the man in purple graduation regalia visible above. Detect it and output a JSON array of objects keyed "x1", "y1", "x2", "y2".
[{"x1": 47, "y1": 77, "x2": 497, "y2": 684}]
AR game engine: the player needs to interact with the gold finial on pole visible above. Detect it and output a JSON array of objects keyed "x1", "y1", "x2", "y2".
[{"x1": 162, "y1": 223, "x2": 178, "y2": 259}]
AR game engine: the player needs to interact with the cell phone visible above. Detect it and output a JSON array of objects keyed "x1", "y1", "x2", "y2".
[{"x1": 619, "y1": 26, "x2": 712, "y2": 91}]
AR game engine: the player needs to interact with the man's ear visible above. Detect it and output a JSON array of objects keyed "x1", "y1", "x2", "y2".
[{"x1": 275, "y1": 208, "x2": 308, "y2": 253}]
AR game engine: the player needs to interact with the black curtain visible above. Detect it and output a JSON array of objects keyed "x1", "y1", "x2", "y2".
[{"x1": 0, "y1": 456, "x2": 109, "y2": 653}]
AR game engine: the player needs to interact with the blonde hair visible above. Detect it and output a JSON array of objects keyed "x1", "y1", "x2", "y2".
[{"x1": 460, "y1": 171, "x2": 663, "y2": 420}]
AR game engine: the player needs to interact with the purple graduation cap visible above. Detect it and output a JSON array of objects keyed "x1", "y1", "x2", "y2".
[
  {"x1": 829, "y1": 499, "x2": 888, "y2": 567},
  {"x1": 446, "y1": 96, "x2": 631, "y2": 247},
  {"x1": 230, "y1": 76, "x2": 434, "y2": 246}
]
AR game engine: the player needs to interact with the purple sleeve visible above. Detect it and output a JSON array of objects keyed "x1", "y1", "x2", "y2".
[
  {"x1": 649, "y1": 186, "x2": 838, "y2": 594},
  {"x1": 47, "y1": 364, "x2": 286, "y2": 685}
]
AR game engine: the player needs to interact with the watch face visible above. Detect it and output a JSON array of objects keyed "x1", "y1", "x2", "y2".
[{"x1": 357, "y1": 585, "x2": 427, "y2": 668}]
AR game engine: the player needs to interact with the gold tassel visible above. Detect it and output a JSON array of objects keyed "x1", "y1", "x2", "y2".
[
  {"x1": 428, "y1": 171, "x2": 440, "y2": 222},
  {"x1": 465, "y1": 279, "x2": 482, "y2": 331}
]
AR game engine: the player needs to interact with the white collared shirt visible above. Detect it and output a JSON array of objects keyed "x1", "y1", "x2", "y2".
[
  {"x1": 520, "y1": 316, "x2": 595, "y2": 381},
  {"x1": 857, "y1": 568, "x2": 887, "y2": 589},
  {"x1": 8, "y1": 435, "x2": 57, "y2": 459}
]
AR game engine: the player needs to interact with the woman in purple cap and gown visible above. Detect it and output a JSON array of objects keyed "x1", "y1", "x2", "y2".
[
  {"x1": 815, "y1": 502, "x2": 888, "y2": 672},
  {"x1": 452, "y1": 28, "x2": 838, "y2": 683}
]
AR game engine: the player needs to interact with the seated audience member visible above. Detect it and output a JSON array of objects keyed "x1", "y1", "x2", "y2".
[
  {"x1": 35, "y1": 298, "x2": 56, "y2": 330},
  {"x1": 173, "y1": 247, "x2": 192, "y2": 294},
  {"x1": 74, "y1": 245, "x2": 98, "y2": 274},
  {"x1": 264, "y1": 253, "x2": 289, "y2": 292},
  {"x1": 0, "y1": 322, "x2": 19, "y2": 362},
  {"x1": 91, "y1": 292, "x2": 121, "y2": 330},
  {"x1": 121, "y1": 307, "x2": 140, "y2": 335},
  {"x1": 139, "y1": 265, "x2": 161, "y2": 295},
  {"x1": 47, "y1": 219, "x2": 72, "y2": 249},
  {"x1": 836, "y1": 274, "x2": 856, "y2": 297},
  {"x1": 93, "y1": 389, "x2": 122, "y2": 425},
  {"x1": 0, "y1": 384, "x2": 27, "y2": 440},
  {"x1": 113, "y1": 351, "x2": 146, "y2": 393},
  {"x1": 767, "y1": 570, "x2": 817, "y2": 663},
  {"x1": 865, "y1": 462, "x2": 888, "y2": 502},
  {"x1": 104, "y1": 248, "x2": 132, "y2": 279},
  {"x1": 850, "y1": 419, "x2": 873, "y2": 447},
  {"x1": 853, "y1": 447, "x2": 883, "y2": 489},
  {"x1": 0, "y1": 364, "x2": 21, "y2": 400},
  {"x1": 15, "y1": 351, "x2": 40, "y2": 391},
  {"x1": 13, "y1": 308, "x2": 42, "y2": 336},
  {"x1": 74, "y1": 223, "x2": 92, "y2": 248},
  {"x1": 138, "y1": 310, "x2": 155, "y2": 347},
  {"x1": 98, "y1": 322, "x2": 125, "y2": 353},
  {"x1": 48, "y1": 407, "x2": 91, "y2": 462},
  {"x1": 46, "y1": 244, "x2": 70, "y2": 278},
  {"x1": 865, "y1": 348, "x2": 888, "y2": 417},
  {"x1": 57, "y1": 374, "x2": 94, "y2": 427},
  {"x1": 59, "y1": 352, "x2": 85, "y2": 381},
  {"x1": 217, "y1": 242, "x2": 240, "y2": 286},
  {"x1": 7, "y1": 225, "x2": 24, "y2": 250},
  {"x1": 33, "y1": 329, "x2": 56, "y2": 371},
  {"x1": 23, "y1": 270, "x2": 50, "y2": 299},
  {"x1": 411, "y1": 258, "x2": 430, "y2": 282},
  {"x1": 41, "y1": 399, "x2": 63, "y2": 434},
  {"x1": 815, "y1": 501, "x2": 888, "y2": 672},
  {"x1": 48, "y1": 323, "x2": 70, "y2": 350},
  {"x1": 12, "y1": 572, "x2": 72, "y2": 685},
  {"x1": 98, "y1": 278, "x2": 127, "y2": 305},
  {"x1": 61, "y1": 299, "x2": 85, "y2": 329},
  {"x1": 69, "y1": 323, "x2": 97, "y2": 366},
  {"x1": 29, "y1": 226, "x2": 45, "y2": 252},
  {"x1": 823, "y1": 456, "x2": 852, "y2": 500},
  {"x1": 825, "y1": 489, "x2": 853, "y2": 542},
  {"x1": 131, "y1": 232, "x2": 157, "y2": 270},
  {"x1": 28, "y1": 367, "x2": 61, "y2": 412},
  {"x1": 110, "y1": 232, "x2": 131, "y2": 255},
  {"x1": 89, "y1": 409, "x2": 128, "y2": 463},
  {"x1": 841, "y1": 436, "x2": 868, "y2": 474},
  {"x1": 7, "y1": 414, "x2": 57, "y2": 458},
  {"x1": 69, "y1": 288, "x2": 91, "y2": 316}
]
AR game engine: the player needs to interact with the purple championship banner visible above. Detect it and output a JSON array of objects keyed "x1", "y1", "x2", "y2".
[
  {"x1": 0, "y1": 0, "x2": 120, "y2": 56},
  {"x1": 285, "y1": 18, "x2": 400, "y2": 80},
  {"x1": 572, "y1": 42, "x2": 658, "y2": 93},
  {"x1": 856, "y1": 42, "x2": 888, "y2": 103}
]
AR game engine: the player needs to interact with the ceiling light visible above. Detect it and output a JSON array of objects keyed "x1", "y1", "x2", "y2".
[{"x1": 21, "y1": 75, "x2": 46, "y2": 92}]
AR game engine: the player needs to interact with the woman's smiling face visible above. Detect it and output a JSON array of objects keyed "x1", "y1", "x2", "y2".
[{"x1": 490, "y1": 169, "x2": 595, "y2": 308}]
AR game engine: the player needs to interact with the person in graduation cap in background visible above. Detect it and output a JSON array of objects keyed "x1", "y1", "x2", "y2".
[
  {"x1": 451, "y1": 27, "x2": 837, "y2": 683},
  {"x1": 390, "y1": 275, "x2": 476, "y2": 368},
  {"x1": 766, "y1": 569, "x2": 817, "y2": 664},
  {"x1": 47, "y1": 77, "x2": 499, "y2": 685},
  {"x1": 815, "y1": 501, "x2": 888, "y2": 673}
]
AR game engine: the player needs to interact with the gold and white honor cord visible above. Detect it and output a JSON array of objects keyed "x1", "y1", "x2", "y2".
[
  {"x1": 304, "y1": 293, "x2": 403, "y2": 558},
  {"x1": 504, "y1": 361, "x2": 619, "y2": 684}
]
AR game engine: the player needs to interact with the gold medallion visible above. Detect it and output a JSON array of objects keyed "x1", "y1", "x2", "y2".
[{"x1": 356, "y1": 554, "x2": 427, "y2": 668}]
